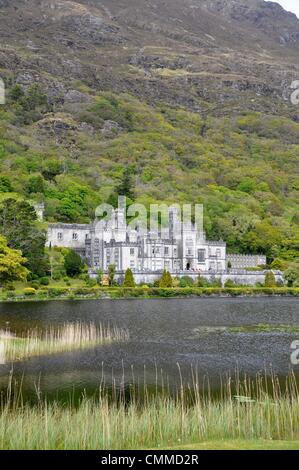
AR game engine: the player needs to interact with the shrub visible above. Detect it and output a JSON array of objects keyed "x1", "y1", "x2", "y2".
[
  {"x1": 264, "y1": 271, "x2": 277, "y2": 288},
  {"x1": 47, "y1": 287, "x2": 68, "y2": 298},
  {"x1": 224, "y1": 279, "x2": 237, "y2": 288},
  {"x1": 73, "y1": 287, "x2": 97, "y2": 296},
  {"x1": 23, "y1": 288, "x2": 36, "y2": 296},
  {"x1": 6, "y1": 291, "x2": 15, "y2": 299},
  {"x1": 2, "y1": 283, "x2": 15, "y2": 292},
  {"x1": 209, "y1": 276, "x2": 222, "y2": 288},
  {"x1": 179, "y1": 276, "x2": 194, "y2": 288},
  {"x1": 86, "y1": 278, "x2": 97, "y2": 288},
  {"x1": 52, "y1": 272, "x2": 63, "y2": 281},
  {"x1": 30, "y1": 282, "x2": 40, "y2": 290},
  {"x1": 197, "y1": 276, "x2": 210, "y2": 288},
  {"x1": 40, "y1": 277, "x2": 50, "y2": 286},
  {"x1": 96, "y1": 269, "x2": 104, "y2": 286}
]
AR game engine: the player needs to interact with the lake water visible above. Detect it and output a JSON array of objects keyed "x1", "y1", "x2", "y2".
[{"x1": 0, "y1": 297, "x2": 298, "y2": 401}]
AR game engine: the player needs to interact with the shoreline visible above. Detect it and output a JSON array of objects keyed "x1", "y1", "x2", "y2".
[{"x1": 0, "y1": 287, "x2": 298, "y2": 303}]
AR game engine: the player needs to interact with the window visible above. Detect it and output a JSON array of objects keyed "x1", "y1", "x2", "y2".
[
  {"x1": 164, "y1": 247, "x2": 169, "y2": 256},
  {"x1": 130, "y1": 248, "x2": 135, "y2": 256},
  {"x1": 73, "y1": 233, "x2": 78, "y2": 241},
  {"x1": 57, "y1": 232, "x2": 63, "y2": 241},
  {"x1": 130, "y1": 261, "x2": 135, "y2": 269},
  {"x1": 165, "y1": 261, "x2": 170, "y2": 270},
  {"x1": 187, "y1": 248, "x2": 192, "y2": 256},
  {"x1": 198, "y1": 249, "x2": 205, "y2": 263},
  {"x1": 216, "y1": 249, "x2": 221, "y2": 258}
]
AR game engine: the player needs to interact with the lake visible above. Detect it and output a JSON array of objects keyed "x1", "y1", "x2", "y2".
[{"x1": 0, "y1": 297, "x2": 298, "y2": 402}]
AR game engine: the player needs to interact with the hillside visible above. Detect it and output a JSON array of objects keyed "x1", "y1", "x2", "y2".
[{"x1": 0, "y1": 0, "x2": 298, "y2": 260}]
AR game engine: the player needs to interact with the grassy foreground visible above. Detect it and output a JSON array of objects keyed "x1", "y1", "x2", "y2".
[
  {"x1": 1, "y1": 384, "x2": 299, "y2": 450},
  {"x1": 164, "y1": 440, "x2": 299, "y2": 450}
]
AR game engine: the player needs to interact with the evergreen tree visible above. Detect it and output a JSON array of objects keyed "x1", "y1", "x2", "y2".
[
  {"x1": 159, "y1": 270, "x2": 173, "y2": 288},
  {"x1": 108, "y1": 264, "x2": 116, "y2": 286},
  {"x1": 117, "y1": 167, "x2": 135, "y2": 201},
  {"x1": 123, "y1": 268, "x2": 135, "y2": 287},
  {"x1": 64, "y1": 249, "x2": 83, "y2": 277},
  {"x1": 264, "y1": 270, "x2": 276, "y2": 288}
]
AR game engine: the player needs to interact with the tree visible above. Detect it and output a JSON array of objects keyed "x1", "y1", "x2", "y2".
[
  {"x1": 264, "y1": 271, "x2": 276, "y2": 288},
  {"x1": 0, "y1": 176, "x2": 13, "y2": 193},
  {"x1": 9, "y1": 84, "x2": 24, "y2": 102},
  {"x1": 270, "y1": 258, "x2": 285, "y2": 271},
  {"x1": 64, "y1": 249, "x2": 83, "y2": 277},
  {"x1": 123, "y1": 268, "x2": 135, "y2": 287},
  {"x1": 116, "y1": 167, "x2": 135, "y2": 201},
  {"x1": 159, "y1": 270, "x2": 173, "y2": 288},
  {"x1": 0, "y1": 198, "x2": 49, "y2": 277},
  {"x1": 97, "y1": 269, "x2": 104, "y2": 286},
  {"x1": 0, "y1": 235, "x2": 28, "y2": 286},
  {"x1": 26, "y1": 175, "x2": 45, "y2": 195},
  {"x1": 284, "y1": 262, "x2": 299, "y2": 287},
  {"x1": 108, "y1": 264, "x2": 116, "y2": 286}
]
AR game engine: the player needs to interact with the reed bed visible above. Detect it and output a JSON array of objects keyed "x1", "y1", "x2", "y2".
[
  {"x1": 0, "y1": 323, "x2": 129, "y2": 363},
  {"x1": 0, "y1": 373, "x2": 299, "y2": 449}
]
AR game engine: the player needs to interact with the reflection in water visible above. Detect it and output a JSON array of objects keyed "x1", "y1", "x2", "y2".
[{"x1": 0, "y1": 297, "x2": 298, "y2": 403}]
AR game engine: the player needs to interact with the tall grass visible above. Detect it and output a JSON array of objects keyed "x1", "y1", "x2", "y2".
[
  {"x1": 0, "y1": 323, "x2": 129, "y2": 363},
  {"x1": 0, "y1": 373, "x2": 299, "y2": 449}
]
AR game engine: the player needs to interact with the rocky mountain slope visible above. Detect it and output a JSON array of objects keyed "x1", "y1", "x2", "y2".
[
  {"x1": 0, "y1": 0, "x2": 299, "y2": 116},
  {"x1": 0, "y1": 0, "x2": 298, "y2": 259}
]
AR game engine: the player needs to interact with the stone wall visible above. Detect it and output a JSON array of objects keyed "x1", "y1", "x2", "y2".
[{"x1": 89, "y1": 270, "x2": 284, "y2": 287}]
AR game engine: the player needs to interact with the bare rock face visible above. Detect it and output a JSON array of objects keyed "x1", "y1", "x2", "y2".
[
  {"x1": 101, "y1": 120, "x2": 123, "y2": 137},
  {"x1": 0, "y1": 0, "x2": 299, "y2": 116},
  {"x1": 64, "y1": 90, "x2": 92, "y2": 104}
]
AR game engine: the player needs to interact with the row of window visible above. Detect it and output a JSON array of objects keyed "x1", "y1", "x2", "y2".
[
  {"x1": 151, "y1": 246, "x2": 176, "y2": 256},
  {"x1": 57, "y1": 232, "x2": 82, "y2": 241},
  {"x1": 56, "y1": 233, "x2": 223, "y2": 262}
]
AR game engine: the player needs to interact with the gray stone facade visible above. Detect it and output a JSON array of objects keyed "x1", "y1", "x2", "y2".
[
  {"x1": 46, "y1": 208, "x2": 280, "y2": 285},
  {"x1": 47, "y1": 208, "x2": 227, "y2": 274},
  {"x1": 227, "y1": 254, "x2": 267, "y2": 269}
]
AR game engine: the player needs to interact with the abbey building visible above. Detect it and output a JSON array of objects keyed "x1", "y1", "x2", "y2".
[{"x1": 47, "y1": 208, "x2": 227, "y2": 274}]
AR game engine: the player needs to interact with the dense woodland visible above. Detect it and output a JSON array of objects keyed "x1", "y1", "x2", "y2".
[{"x1": 0, "y1": 83, "x2": 298, "y2": 285}]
